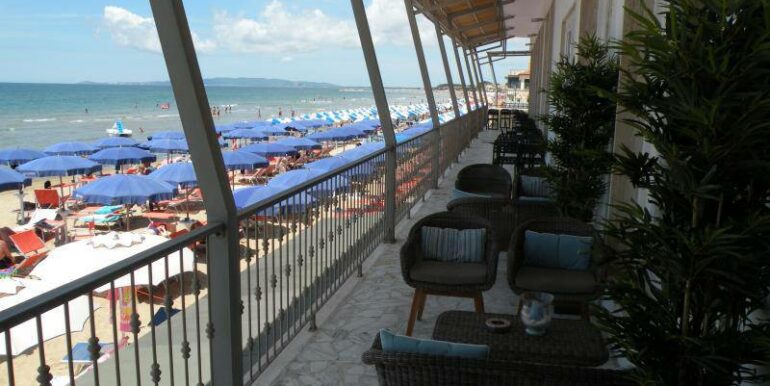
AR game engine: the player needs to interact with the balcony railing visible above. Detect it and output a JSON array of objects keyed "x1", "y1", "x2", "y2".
[{"x1": 0, "y1": 109, "x2": 485, "y2": 386}]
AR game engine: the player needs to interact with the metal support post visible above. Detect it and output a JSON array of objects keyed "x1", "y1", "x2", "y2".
[
  {"x1": 463, "y1": 48, "x2": 479, "y2": 110},
  {"x1": 453, "y1": 38, "x2": 470, "y2": 113},
  {"x1": 475, "y1": 51, "x2": 488, "y2": 106},
  {"x1": 405, "y1": 0, "x2": 440, "y2": 188},
  {"x1": 489, "y1": 56, "x2": 499, "y2": 106},
  {"x1": 351, "y1": 0, "x2": 397, "y2": 243},
  {"x1": 149, "y1": 1, "x2": 242, "y2": 385},
  {"x1": 436, "y1": 25, "x2": 459, "y2": 119},
  {"x1": 469, "y1": 49, "x2": 483, "y2": 106}
]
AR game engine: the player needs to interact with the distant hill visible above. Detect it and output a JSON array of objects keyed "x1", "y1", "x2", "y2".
[
  {"x1": 433, "y1": 83, "x2": 464, "y2": 91},
  {"x1": 78, "y1": 77, "x2": 340, "y2": 89}
]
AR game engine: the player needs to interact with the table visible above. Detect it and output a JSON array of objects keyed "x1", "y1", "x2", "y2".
[{"x1": 432, "y1": 311, "x2": 609, "y2": 367}]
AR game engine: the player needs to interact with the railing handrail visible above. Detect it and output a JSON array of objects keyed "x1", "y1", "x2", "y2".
[
  {"x1": 235, "y1": 125, "x2": 440, "y2": 220},
  {"x1": 0, "y1": 221, "x2": 225, "y2": 331}
]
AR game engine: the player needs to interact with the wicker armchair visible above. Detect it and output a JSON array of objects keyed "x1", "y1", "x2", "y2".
[
  {"x1": 362, "y1": 333, "x2": 632, "y2": 386},
  {"x1": 446, "y1": 198, "x2": 560, "y2": 251},
  {"x1": 400, "y1": 212, "x2": 497, "y2": 335},
  {"x1": 454, "y1": 164, "x2": 511, "y2": 199},
  {"x1": 508, "y1": 217, "x2": 604, "y2": 319}
]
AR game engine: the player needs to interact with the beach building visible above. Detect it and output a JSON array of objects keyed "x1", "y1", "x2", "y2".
[
  {"x1": 505, "y1": 69, "x2": 530, "y2": 107},
  {"x1": 1, "y1": 1, "x2": 769, "y2": 385}
]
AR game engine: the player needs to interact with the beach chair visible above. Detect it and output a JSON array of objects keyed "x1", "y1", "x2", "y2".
[
  {"x1": 7, "y1": 230, "x2": 48, "y2": 276},
  {"x1": 149, "y1": 307, "x2": 181, "y2": 326},
  {"x1": 35, "y1": 189, "x2": 63, "y2": 208},
  {"x1": 69, "y1": 220, "x2": 96, "y2": 241}
]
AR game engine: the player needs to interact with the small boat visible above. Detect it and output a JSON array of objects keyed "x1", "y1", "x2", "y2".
[{"x1": 106, "y1": 120, "x2": 133, "y2": 137}]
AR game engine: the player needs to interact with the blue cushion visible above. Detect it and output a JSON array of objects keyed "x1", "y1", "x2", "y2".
[
  {"x1": 557, "y1": 234, "x2": 593, "y2": 270},
  {"x1": 520, "y1": 176, "x2": 552, "y2": 198},
  {"x1": 523, "y1": 231, "x2": 559, "y2": 267},
  {"x1": 379, "y1": 329, "x2": 489, "y2": 359},
  {"x1": 524, "y1": 231, "x2": 593, "y2": 270},
  {"x1": 421, "y1": 226, "x2": 486, "y2": 263},
  {"x1": 451, "y1": 187, "x2": 491, "y2": 200}
]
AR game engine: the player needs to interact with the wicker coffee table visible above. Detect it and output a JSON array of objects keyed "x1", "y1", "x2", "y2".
[{"x1": 433, "y1": 310, "x2": 609, "y2": 367}]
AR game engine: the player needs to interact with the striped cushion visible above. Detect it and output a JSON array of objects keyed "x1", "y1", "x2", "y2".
[
  {"x1": 520, "y1": 176, "x2": 553, "y2": 198},
  {"x1": 421, "y1": 226, "x2": 486, "y2": 263}
]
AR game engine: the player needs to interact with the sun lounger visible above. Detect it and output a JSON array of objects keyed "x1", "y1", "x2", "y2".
[
  {"x1": 149, "y1": 307, "x2": 181, "y2": 326},
  {"x1": 4, "y1": 230, "x2": 48, "y2": 276},
  {"x1": 34, "y1": 189, "x2": 66, "y2": 208}
]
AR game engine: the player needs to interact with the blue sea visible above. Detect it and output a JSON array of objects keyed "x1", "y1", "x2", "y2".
[{"x1": 0, "y1": 83, "x2": 430, "y2": 149}]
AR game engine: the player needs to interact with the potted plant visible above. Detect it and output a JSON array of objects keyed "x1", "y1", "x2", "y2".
[
  {"x1": 597, "y1": 1, "x2": 770, "y2": 384},
  {"x1": 540, "y1": 35, "x2": 619, "y2": 221}
]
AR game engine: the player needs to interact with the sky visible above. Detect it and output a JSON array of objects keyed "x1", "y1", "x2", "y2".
[{"x1": 0, "y1": 0, "x2": 530, "y2": 87}]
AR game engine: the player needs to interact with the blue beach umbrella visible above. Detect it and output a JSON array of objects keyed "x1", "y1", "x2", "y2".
[
  {"x1": 0, "y1": 148, "x2": 46, "y2": 166},
  {"x1": 215, "y1": 124, "x2": 237, "y2": 133},
  {"x1": 44, "y1": 141, "x2": 98, "y2": 156},
  {"x1": 88, "y1": 147, "x2": 156, "y2": 167},
  {"x1": 274, "y1": 138, "x2": 321, "y2": 151},
  {"x1": 142, "y1": 139, "x2": 189, "y2": 154},
  {"x1": 338, "y1": 142, "x2": 386, "y2": 161},
  {"x1": 0, "y1": 168, "x2": 31, "y2": 192},
  {"x1": 73, "y1": 175, "x2": 176, "y2": 205},
  {"x1": 306, "y1": 129, "x2": 356, "y2": 142},
  {"x1": 303, "y1": 156, "x2": 350, "y2": 172},
  {"x1": 17, "y1": 156, "x2": 102, "y2": 177},
  {"x1": 268, "y1": 168, "x2": 349, "y2": 196},
  {"x1": 149, "y1": 131, "x2": 185, "y2": 140},
  {"x1": 149, "y1": 162, "x2": 197, "y2": 187},
  {"x1": 93, "y1": 137, "x2": 139, "y2": 149},
  {"x1": 222, "y1": 129, "x2": 269, "y2": 141},
  {"x1": 220, "y1": 151, "x2": 269, "y2": 170},
  {"x1": 233, "y1": 185, "x2": 316, "y2": 215},
  {"x1": 334, "y1": 126, "x2": 370, "y2": 137},
  {"x1": 239, "y1": 143, "x2": 298, "y2": 158},
  {"x1": 256, "y1": 126, "x2": 290, "y2": 136}
]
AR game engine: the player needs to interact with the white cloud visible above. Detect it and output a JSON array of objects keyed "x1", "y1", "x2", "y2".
[
  {"x1": 101, "y1": 1, "x2": 437, "y2": 57},
  {"x1": 212, "y1": 1, "x2": 358, "y2": 54},
  {"x1": 102, "y1": 6, "x2": 161, "y2": 53},
  {"x1": 102, "y1": 6, "x2": 216, "y2": 54},
  {"x1": 366, "y1": 0, "x2": 436, "y2": 47}
]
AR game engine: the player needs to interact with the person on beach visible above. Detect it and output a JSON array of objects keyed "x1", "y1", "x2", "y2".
[
  {"x1": 258, "y1": 108, "x2": 262, "y2": 119},
  {"x1": 0, "y1": 240, "x2": 13, "y2": 269},
  {"x1": 278, "y1": 107, "x2": 283, "y2": 118}
]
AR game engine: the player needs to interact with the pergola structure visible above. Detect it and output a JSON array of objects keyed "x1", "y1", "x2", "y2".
[{"x1": 410, "y1": 0, "x2": 548, "y2": 107}]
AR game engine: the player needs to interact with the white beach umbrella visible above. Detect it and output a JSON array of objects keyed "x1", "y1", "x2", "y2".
[
  {"x1": 31, "y1": 234, "x2": 195, "y2": 292},
  {"x1": 0, "y1": 279, "x2": 94, "y2": 356}
]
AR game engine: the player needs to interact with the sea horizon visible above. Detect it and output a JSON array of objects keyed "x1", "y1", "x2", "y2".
[{"x1": 0, "y1": 82, "x2": 436, "y2": 150}]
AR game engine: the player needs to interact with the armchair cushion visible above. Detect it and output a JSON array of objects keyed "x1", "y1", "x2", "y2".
[
  {"x1": 410, "y1": 261, "x2": 487, "y2": 285},
  {"x1": 519, "y1": 176, "x2": 552, "y2": 198},
  {"x1": 518, "y1": 196, "x2": 556, "y2": 203},
  {"x1": 524, "y1": 231, "x2": 593, "y2": 271},
  {"x1": 558, "y1": 234, "x2": 593, "y2": 270},
  {"x1": 379, "y1": 329, "x2": 489, "y2": 360},
  {"x1": 451, "y1": 187, "x2": 492, "y2": 201},
  {"x1": 515, "y1": 266, "x2": 596, "y2": 294},
  {"x1": 421, "y1": 226, "x2": 486, "y2": 263}
]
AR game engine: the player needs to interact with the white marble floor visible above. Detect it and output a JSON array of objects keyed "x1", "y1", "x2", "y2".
[{"x1": 262, "y1": 130, "x2": 519, "y2": 385}]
